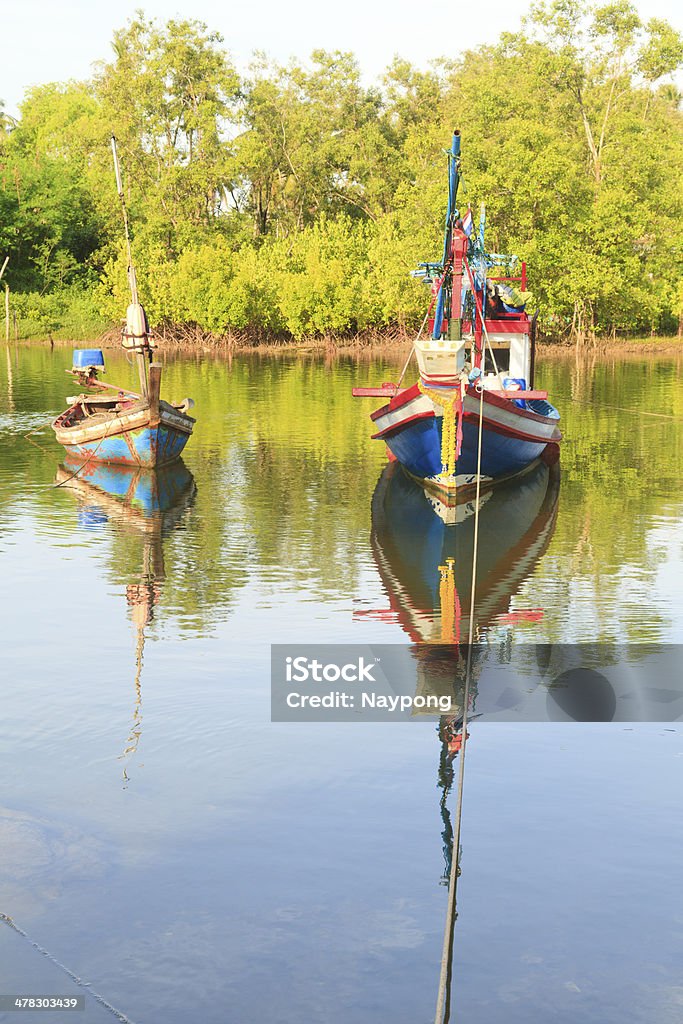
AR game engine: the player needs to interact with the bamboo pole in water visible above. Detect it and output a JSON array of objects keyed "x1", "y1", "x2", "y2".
[{"x1": 1, "y1": 256, "x2": 9, "y2": 344}]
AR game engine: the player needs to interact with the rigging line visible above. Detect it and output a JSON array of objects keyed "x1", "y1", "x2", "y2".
[
  {"x1": 463, "y1": 257, "x2": 504, "y2": 388},
  {"x1": 52, "y1": 416, "x2": 120, "y2": 490},
  {"x1": 0, "y1": 913, "x2": 138, "y2": 1024},
  {"x1": 434, "y1": 379, "x2": 486, "y2": 1024},
  {"x1": 592, "y1": 403, "x2": 683, "y2": 421},
  {"x1": 396, "y1": 288, "x2": 442, "y2": 391}
]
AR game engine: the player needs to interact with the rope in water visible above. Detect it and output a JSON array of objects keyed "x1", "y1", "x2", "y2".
[
  {"x1": 0, "y1": 417, "x2": 130, "y2": 516},
  {"x1": 433, "y1": 376, "x2": 486, "y2": 1024},
  {"x1": 51, "y1": 417, "x2": 119, "y2": 489},
  {"x1": 0, "y1": 913, "x2": 138, "y2": 1024},
  {"x1": 593, "y1": 403, "x2": 683, "y2": 421},
  {"x1": 20, "y1": 410, "x2": 121, "y2": 491}
]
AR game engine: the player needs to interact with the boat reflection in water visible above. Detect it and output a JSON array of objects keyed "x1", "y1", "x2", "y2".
[
  {"x1": 371, "y1": 453, "x2": 559, "y2": 648},
  {"x1": 370, "y1": 451, "x2": 683, "y2": 884},
  {"x1": 371, "y1": 454, "x2": 560, "y2": 733},
  {"x1": 370, "y1": 453, "x2": 560, "y2": 884},
  {"x1": 54, "y1": 459, "x2": 196, "y2": 782},
  {"x1": 371, "y1": 450, "x2": 683, "y2": 729}
]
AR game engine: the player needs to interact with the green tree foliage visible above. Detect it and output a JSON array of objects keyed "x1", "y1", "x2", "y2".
[
  {"x1": 94, "y1": 13, "x2": 241, "y2": 253},
  {"x1": 232, "y1": 50, "x2": 400, "y2": 238},
  {"x1": 0, "y1": 82, "x2": 104, "y2": 292},
  {"x1": 1, "y1": 2, "x2": 681, "y2": 342}
]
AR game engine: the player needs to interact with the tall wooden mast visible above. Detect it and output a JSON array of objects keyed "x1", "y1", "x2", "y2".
[{"x1": 111, "y1": 136, "x2": 153, "y2": 399}]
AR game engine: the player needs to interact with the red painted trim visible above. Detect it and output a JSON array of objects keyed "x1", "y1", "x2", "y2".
[
  {"x1": 371, "y1": 410, "x2": 435, "y2": 440},
  {"x1": 497, "y1": 609, "x2": 544, "y2": 624},
  {"x1": 451, "y1": 230, "x2": 468, "y2": 321},
  {"x1": 370, "y1": 382, "x2": 422, "y2": 422},
  {"x1": 464, "y1": 318, "x2": 529, "y2": 332},
  {"x1": 472, "y1": 387, "x2": 557, "y2": 426},
  {"x1": 462, "y1": 409, "x2": 562, "y2": 444},
  {"x1": 481, "y1": 390, "x2": 548, "y2": 400},
  {"x1": 372, "y1": 398, "x2": 560, "y2": 445},
  {"x1": 353, "y1": 386, "x2": 407, "y2": 398}
]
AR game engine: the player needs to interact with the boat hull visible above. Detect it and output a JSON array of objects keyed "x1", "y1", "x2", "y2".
[
  {"x1": 53, "y1": 403, "x2": 194, "y2": 469},
  {"x1": 371, "y1": 382, "x2": 561, "y2": 484}
]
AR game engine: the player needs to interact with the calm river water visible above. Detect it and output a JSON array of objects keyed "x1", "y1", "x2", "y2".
[{"x1": 0, "y1": 345, "x2": 682, "y2": 1023}]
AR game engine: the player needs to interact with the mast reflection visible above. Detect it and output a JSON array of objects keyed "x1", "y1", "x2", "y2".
[
  {"x1": 55, "y1": 460, "x2": 196, "y2": 783},
  {"x1": 370, "y1": 454, "x2": 560, "y2": 1019},
  {"x1": 371, "y1": 453, "x2": 560, "y2": 852}
]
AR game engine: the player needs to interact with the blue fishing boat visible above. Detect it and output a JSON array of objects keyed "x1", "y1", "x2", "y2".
[
  {"x1": 52, "y1": 138, "x2": 195, "y2": 469},
  {"x1": 52, "y1": 348, "x2": 195, "y2": 468},
  {"x1": 354, "y1": 131, "x2": 561, "y2": 500}
]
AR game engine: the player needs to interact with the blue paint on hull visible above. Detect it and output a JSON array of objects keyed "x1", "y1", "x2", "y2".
[
  {"x1": 385, "y1": 415, "x2": 548, "y2": 481},
  {"x1": 63, "y1": 423, "x2": 190, "y2": 469},
  {"x1": 62, "y1": 460, "x2": 195, "y2": 516}
]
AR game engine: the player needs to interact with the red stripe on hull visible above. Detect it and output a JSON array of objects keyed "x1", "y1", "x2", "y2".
[
  {"x1": 370, "y1": 382, "x2": 422, "y2": 422},
  {"x1": 372, "y1": 410, "x2": 435, "y2": 440}
]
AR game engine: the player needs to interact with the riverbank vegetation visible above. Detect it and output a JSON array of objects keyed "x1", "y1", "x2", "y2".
[{"x1": 1, "y1": 0, "x2": 682, "y2": 346}]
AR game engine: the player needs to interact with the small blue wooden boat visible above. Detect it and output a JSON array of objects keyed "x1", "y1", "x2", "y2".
[
  {"x1": 354, "y1": 131, "x2": 561, "y2": 498},
  {"x1": 52, "y1": 348, "x2": 195, "y2": 469},
  {"x1": 52, "y1": 138, "x2": 195, "y2": 469}
]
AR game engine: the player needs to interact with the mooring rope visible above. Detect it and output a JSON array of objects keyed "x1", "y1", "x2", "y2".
[
  {"x1": 19, "y1": 408, "x2": 121, "y2": 491},
  {"x1": 433, "y1": 376, "x2": 486, "y2": 1024},
  {"x1": 0, "y1": 913, "x2": 138, "y2": 1024},
  {"x1": 592, "y1": 403, "x2": 683, "y2": 421},
  {"x1": 51, "y1": 416, "x2": 119, "y2": 489}
]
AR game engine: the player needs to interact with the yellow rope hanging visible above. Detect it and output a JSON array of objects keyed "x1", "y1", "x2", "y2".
[{"x1": 418, "y1": 380, "x2": 459, "y2": 477}]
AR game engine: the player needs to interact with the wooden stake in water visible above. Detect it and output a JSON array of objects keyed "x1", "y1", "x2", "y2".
[{"x1": 1, "y1": 256, "x2": 9, "y2": 344}]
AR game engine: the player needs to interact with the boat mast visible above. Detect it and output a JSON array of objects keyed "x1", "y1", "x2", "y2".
[
  {"x1": 111, "y1": 136, "x2": 151, "y2": 398},
  {"x1": 433, "y1": 131, "x2": 469, "y2": 345}
]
